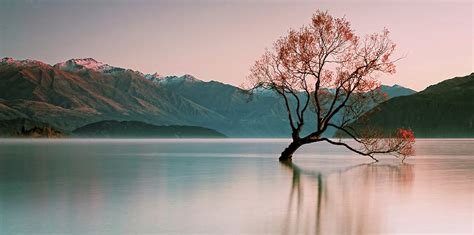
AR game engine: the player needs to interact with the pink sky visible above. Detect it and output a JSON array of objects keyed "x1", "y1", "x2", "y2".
[{"x1": 0, "y1": 0, "x2": 472, "y2": 91}]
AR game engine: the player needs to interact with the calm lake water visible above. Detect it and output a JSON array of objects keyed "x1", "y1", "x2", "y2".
[{"x1": 0, "y1": 139, "x2": 473, "y2": 235}]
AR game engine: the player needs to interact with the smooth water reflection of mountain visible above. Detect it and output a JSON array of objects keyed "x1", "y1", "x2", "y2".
[{"x1": 0, "y1": 139, "x2": 472, "y2": 234}]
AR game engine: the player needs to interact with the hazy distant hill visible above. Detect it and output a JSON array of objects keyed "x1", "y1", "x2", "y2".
[
  {"x1": 341, "y1": 73, "x2": 474, "y2": 138},
  {"x1": 72, "y1": 120, "x2": 226, "y2": 138},
  {"x1": 0, "y1": 57, "x2": 416, "y2": 137}
]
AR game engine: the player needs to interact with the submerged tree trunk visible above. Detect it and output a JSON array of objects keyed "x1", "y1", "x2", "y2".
[{"x1": 279, "y1": 141, "x2": 303, "y2": 161}]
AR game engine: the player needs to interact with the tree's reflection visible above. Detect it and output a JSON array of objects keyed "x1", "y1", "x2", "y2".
[{"x1": 280, "y1": 161, "x2": 414, "y2": 235}]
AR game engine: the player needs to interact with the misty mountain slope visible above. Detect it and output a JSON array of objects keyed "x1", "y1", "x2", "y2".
[
  {"x1": 146, "y1": 74, "x2": 299, "y2": 136},
  {"x1": 147, "y1": 73, "x2": 416, "y2": 137},
  {"x1": 342, "y1": 73, "x2": 474, "y2": 137},
  {"x1": 380, "y1": 84, "x2": 416, "y2": 97}
]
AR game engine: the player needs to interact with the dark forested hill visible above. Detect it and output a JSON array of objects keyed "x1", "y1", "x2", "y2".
[
  {"x1": 0, "y1": 118, "x2": 63, "y2": 137},
  {"x1": 72, "y1": 120, "x2": 226, "y2": 138},
  {"x1": 342, "y1": 73, "x2": 474, "y2": 138}
]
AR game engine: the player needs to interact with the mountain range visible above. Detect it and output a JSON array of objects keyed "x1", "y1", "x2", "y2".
[{"x1": 0, "y1": 57, "x2": 416, "y2": 137}]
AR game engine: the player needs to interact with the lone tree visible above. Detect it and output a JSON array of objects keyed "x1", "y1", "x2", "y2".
[{"x1": 247, "y1": 11, "x2": 415, "y2": 161}]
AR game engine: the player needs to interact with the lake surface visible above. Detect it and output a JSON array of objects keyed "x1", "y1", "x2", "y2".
[{"x1": 0, "y1": 139, "x2": 473, "y2": 235}]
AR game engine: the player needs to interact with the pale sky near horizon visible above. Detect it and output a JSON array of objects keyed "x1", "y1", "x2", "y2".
[{"x1": 0, "y1": 0, "x2": 472, "y2": 91}]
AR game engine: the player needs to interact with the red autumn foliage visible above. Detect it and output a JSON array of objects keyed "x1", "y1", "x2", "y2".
[{"x1": 396, "y1": 128, "x2": 416, "y2": 160}]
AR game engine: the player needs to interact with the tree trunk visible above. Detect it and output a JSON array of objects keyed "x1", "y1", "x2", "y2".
[{"x1": 279, "y1": 141, "x2": 303, "y2": 161}]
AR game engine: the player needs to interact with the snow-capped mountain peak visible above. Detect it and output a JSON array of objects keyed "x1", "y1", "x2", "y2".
[
  {"x1": 144, "y1": 72, "x2": 163, "y2": 81},
  {"x1": 68, "y1": 58, "x2": 105, "y2": 70},
  {"x1": 1, "y1": 57, "x2": 50, "y2": 68},
  {"x1": 1, "y1": 57, "x2": 16, "y2": 64},
  {"x1": 145, "y1": 73, "x2": 202, "y2": 85},
  {"x1": 150, "y1": 72, "x2": 161, "y2": 77},
  {"x1": 181, "y1": 74, "x2": 199, "y2": 82},
  {"x1": 54, "y1": 58, "x2": 125, "y2": 73}
]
